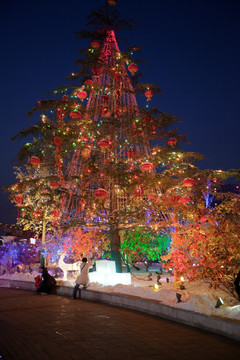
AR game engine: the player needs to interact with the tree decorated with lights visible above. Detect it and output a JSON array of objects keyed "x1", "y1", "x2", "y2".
[{"x1": 8, "y1": 1, "x2": 212, "y2": 271}]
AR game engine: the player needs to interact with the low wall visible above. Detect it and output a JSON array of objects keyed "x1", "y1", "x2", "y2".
[{"x1": 0, "y1": 278, "x2": 239, "y2": 342}]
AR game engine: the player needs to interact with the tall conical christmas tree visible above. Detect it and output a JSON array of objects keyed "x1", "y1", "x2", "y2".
[{"x1": 8, "y1": 2, "x2": 204, "y2": 271}]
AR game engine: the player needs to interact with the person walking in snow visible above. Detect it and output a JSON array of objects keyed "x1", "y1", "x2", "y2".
[{"x1": 72, "y1": 258, "x2": 92, "y2": 299}]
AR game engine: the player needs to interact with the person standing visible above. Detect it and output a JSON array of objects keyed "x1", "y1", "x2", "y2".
[{"x1": 72, "y1": 258, "x2": 92, "y2": 299}]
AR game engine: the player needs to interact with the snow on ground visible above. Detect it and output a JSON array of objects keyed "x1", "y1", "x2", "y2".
[{"x1": 1, "y1": 264, "x2": 240, "y2": 322}]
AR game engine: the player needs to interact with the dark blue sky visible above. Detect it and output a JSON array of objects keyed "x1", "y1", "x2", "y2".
[{"x1": 1, "y1": 0, "x2": 240, "y2": 224}]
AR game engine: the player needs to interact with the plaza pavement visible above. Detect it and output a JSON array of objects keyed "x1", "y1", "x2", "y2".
[{"x1": 0, "y1": 288, "x2": 240, "y2": 360}]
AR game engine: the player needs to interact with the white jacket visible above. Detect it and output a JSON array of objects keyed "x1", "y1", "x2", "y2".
[{"x1": 75, "y1": 262, "x2": 92, "y2": 285}]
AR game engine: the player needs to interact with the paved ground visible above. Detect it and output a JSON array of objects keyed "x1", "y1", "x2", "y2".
[{"x1": 0, "y1": 288, "x2": 240, "y2": 360}]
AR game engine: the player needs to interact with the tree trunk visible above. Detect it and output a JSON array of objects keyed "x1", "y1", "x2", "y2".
[
  {"x1": 40, "y1": 214, "x2": 46, "y2": 267},
  {"x1": 110, "y1": 223, "x2": 122, "y2": 273}
]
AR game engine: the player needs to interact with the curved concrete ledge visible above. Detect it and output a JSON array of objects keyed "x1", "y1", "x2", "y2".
[{"x1": 1, "y1": 278, "x2": 239, "y2": 342}]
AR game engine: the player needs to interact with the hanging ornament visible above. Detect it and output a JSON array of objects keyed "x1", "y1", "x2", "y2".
[
  {"x1": 15, "y1": 195, "x2": 24, "y2": 205},
  {"x1": 183, "y1": 178, "x2": 196, "y2": 188},
  {"x1": 128, "y1": 63, "x2": 138, "y2": 76},
  {"x1": 94, "y1": 188, "x2": 108, "y2": 200},
  {"x1": 141, "y1": 162, "x2": 154, "y2": 171},
  {"x1": 101, "y1": 95, "x2": 110, "y2": 104},
  {"x1": 144, "y1": 115, "x2": 153, "y2": 123},
  {"x1": 56, "y1": 108, "x2": 65, "y2": 119},
  {"x1": 98, "y1": 139, "x2": 110, "y2": 149},
  {"x1": 114, "y1": 72, "x2": 122, "y2": 82},
  {"x1": 70, "y1": 110, "x2": 82, "y2": 119},
  {"x1": 108, "y1": 0, "x2": 117, "y2": 5},
  {"x1": 134, "y1": 186, "x2": 144, "y2": 197},
  {"x1": 33, "y1": 210, "x2": 41, "y2": 218},
  {"x1": 77, "y1": 90, "x2": 87, "y2": 102},
  {"x1": 84, "y1": 79, "x2": 94, "y2": 86},
  {"x1": 53, "y1": 137, "x2": 62, "y2": 146},
  {"x1": 81, "y1": 145, "x2": 91, "y2": 159},
  {"x1": 29, "y1": 156, "x2": 41, "y2": 166},
  {"x1": 126, "y1": 148, "x2": 136, "y2": 159},
  {"x1": 61, "y1": 95, "x2": 68, "y2": 101},
  {"x1": 179, "y1": 196, "x2": 190, "y2": 205},
  {"x1": 168, "y1": 138, "x2": 177, "y2": 147},
  {"x1": 90, "y1": 40, "x2": 101, "y2": 49},
  {"x1": 50, "y1": 181, "x2": 60, "y2": 189},
  {"x1": 144, "y1": 90, "x2": 153, "y2": 101}
]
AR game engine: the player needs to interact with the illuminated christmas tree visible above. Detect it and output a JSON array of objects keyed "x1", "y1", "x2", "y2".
[{"x1": 8, "y1": 3, "x2": 204, "y2": 271}]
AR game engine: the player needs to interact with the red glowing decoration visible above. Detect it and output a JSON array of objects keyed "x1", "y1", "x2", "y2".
[
  {"x1": 144, "y1": 90, "x2": 153, "y2": 101},
  {"x1": 168, "y1": 138, "x2": 177, "y2": 147},
  {"x1": 94, "y1": 188, "x2": 108, "y2": 200},
  {"x1": 84, "y1": 79, "x2": 94, "y2": 86},
  {"x1": 15, "y1": 195, "x2": 24, "y2": 205},
  {"x1": 179, "y1": 196, "x2": 190, "y2": 205},
  {"x1": 114, "y1": 72, "x2": 122, "y2": 81},
  {"x1": 134, "y1": 186, "x2": 144, "y2": 197},
  {"x1": 33, "y1": 210, "x2": 41, "y2": 218},
  {"x1": 61, "y1": 95, "x2": 68, "y2": 101},
  {"x1": 56, "y1": 108, "x2": 65, "y2": 119},
  {"x1": 81, "y1": 146, "x2": 91, "y2": 158},
  {"x1": 92, "y1": 68, "x2": 100, "y2": 75},
  {"x1": 128, "y1": 63, "x2": 138, "y2": 75},
  {"x1": 141, "y1": 162, "x2": 154, "y2": 171},
  {"x1": 77, "y1": 90, "x2": 87, "y2": 101},
  {"x1": 144, "y1": 115, "x2": 153, "y2": 123},
  {"x1": 51, "y1": 209, "x2": 60, "y2": 218},
  {"x1": 29, "y1": 156, "x2": 41, "y2": 165},
  {"x1": 50, "y1": 181, "x2": 59, "y2": 189},
  {"x1": 98, "y1": 139, "x2": 110, "y2": 149},
  {"x1": 53, "y1": 137, "x2": 62, "y2": 146},
  {"x1": 101, "y1": 95, "x2": 110, "y2": 104},
  {"x1": 70, "y1": 111, "x2": 82, "y2": 119},
  {"x1": 183, "y1": 178, "x2": 196, "y2": 188},
  {"x1": 90, "y1": 40, "x2": 101, "y2": 49},
  {"x1": 126, "y1": 148, "x2": 136, "y2": 159},
  {"x1": 108, "y1": 0, "x2": 117, "y2": 5}
]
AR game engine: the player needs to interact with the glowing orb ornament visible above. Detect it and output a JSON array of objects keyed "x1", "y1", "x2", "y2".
[
  {"x1": 29, "y1": 156, "x2": 41, "y2": 165},
  {"x1": 144, "y1": 89, "x2": 153, "y2": 101},
  {"x1": 94, "y1": 188, "x2": 108, "y2": 200},
  {"x1": 168, "y1": 138, "x2": 177, "y2": 147},
  {"x1": 77, "y1": 90, "x2": 87, "y2": 101},
  {"x1": 128, "y1": 63, "x2": 138, "y2": 75},
  {"x1": 183, "y1": 178, "x2": 196, "y2": 188}
]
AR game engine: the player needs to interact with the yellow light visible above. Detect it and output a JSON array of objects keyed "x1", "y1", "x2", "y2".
[
  {"x1": 154, "y1": 283, "x2": 159, "y2": 290},
  {"x1": 180, "y1": 276, "x2": 184, "y2": 282}
]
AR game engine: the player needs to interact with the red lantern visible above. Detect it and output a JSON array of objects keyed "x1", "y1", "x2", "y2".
[
  {"x1": 61, "y1": 95, "x2": 68, "y2": 101},
  {"x1": 81, "y1": 146, "x2": 91, "y2": 158},
  {"x1": 144, "y1": 90, "x2": 153, "y2": 101},
  {"x1": 134, "y1": 186, "x2": 144, "y2": 197},
  {"x1": 29, "y1": 156, "x2": 40, "y2": 165},
  {"x1": 126, "y1": 148, "x2": 136, "y2": 159},
  {"x1": 179, "y1": 196, "x2": 190, "y2": 205},
  {"x1": 90, "y1": 40, "x2": 101, "y2": 49},
  {"x1": 56, "y1": 108, "x2": 65, "y2": 119},
  {"x1": 15, "y1": 195, "x2": 23, "y2": 205},
  {"x1": 144, "y1": 115, "x2": 153, "y2": 123},
  {"x1": 33, "y1": 210, "x2": 41, "y2": 218},
  {"x1": 114, "y1": 72, "x2": 122, "y2": 81},
  {"x1": 108, "y1": 0, "x2": 117, "y2": 5},
  {"x1": 98, "y1": 139, "x2": 110, "y2": 149},
  {"x1": 128, "y1": 63, "x2": 138, "y2": 75},
  {"x1": 101, "y1": 95, "x2": 110, "y2": 104},
  {"x1": 77, "y1": 90, "x2": 87, "y2": 101},
  {"x1": 183, "y1": 178, "x2": 196, "y2": 188},
  {"x1": 94, "y1": 188, "x2": 108, "y2": 200},
  {"x1": 168, "y1": 138, "x2": 177, "y2": 147},
  {"x1": 50, "y1": 181, "x2": 59, "y2": 189},
  {"x1": 53, "y1": 137, "x2": 62, "y2": 146},
  {"x1": 84, "y1": 79, "x2": 94, "y2": 86},
  {"x1": 70, "y1": 111, "x2": 82, "y2": 119},
  {"x1": 141, "y1": 162, "x2": 154, "y2": 171}
]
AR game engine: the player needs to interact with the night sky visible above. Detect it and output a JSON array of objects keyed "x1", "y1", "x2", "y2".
[{"x1": 1, "y1": 0, "x2": 240, "y2": 225}]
